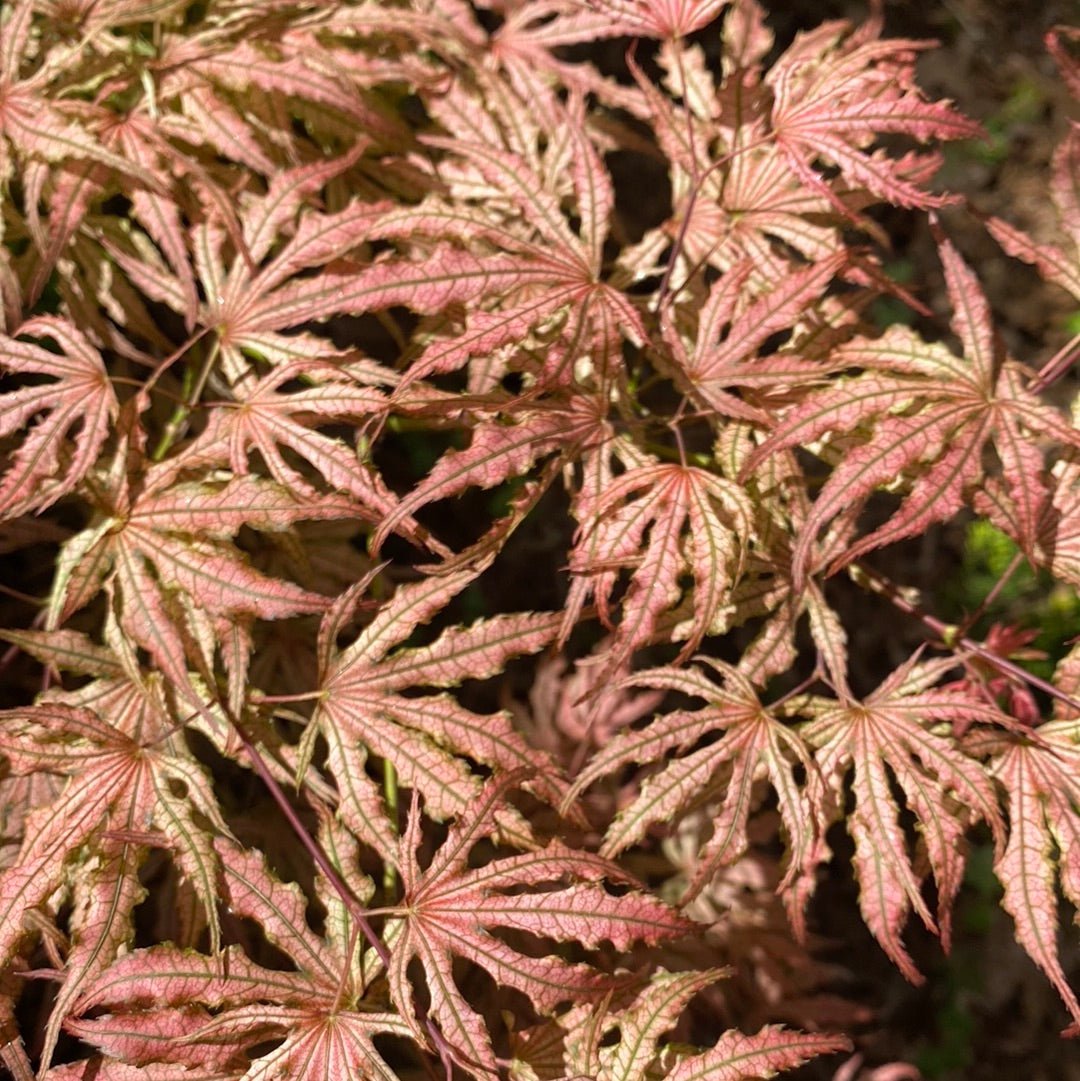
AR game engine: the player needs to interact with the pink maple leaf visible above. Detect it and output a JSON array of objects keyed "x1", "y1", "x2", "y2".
[
  {"x1": 0, "y1": 317, "x2": 117, "y2": 519},
  {"x1": 388, "y1": 773, "x2": 693, "y2": 1076}
]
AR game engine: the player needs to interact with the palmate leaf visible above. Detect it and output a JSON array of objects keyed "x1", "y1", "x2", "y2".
[
  {"x1": 46, "y1": 406, "x2": 348, "y2": 692},
  {"x1": 800, "y1": 654, "x2": 1008, "y2": 981},
  {"x1": 351, "y1": 0, "x2": 643, "y2": 121},
  {"x1": 563, "y1": 660, "x2": 818, "y2": 909},
  {"x1": 0, "y1": 673, "x2": 231, "y2": 1070},
  {"x1": 105, "y1": 152, "x2": 395, "y2": 391},
  {"x1": 987, "y1": 718, "x2": 1080, "y2": 1031},
  {"x1": 389, "y1": 773, "x2": 694, "y2": 1077},
  {"x1": 68, "y1": 833, "x2": 410, "y2": 1080},
  {"x1": 675, "y1": 133, "x2": 845, "y2": 286},
  {"x1": 477, "y1": 3, "x2": 644, "y2": 117},
  {"x1": 0, "y1": 317, "x2": 118, "y2": 519},
  {"x1": 566, "y1": 463, "x2": 755, "y2": 674},
  {"x1": 593, "y1": 969, "x2": 724, "y2": 1081},
  {"x1": 147, "y1": 358, "x2": 439, "y2": 551},
  {"x1": 0, "y1": 0, "x2": 157, "y2": 182},
  {"x1": 25, "y1": 93, "x2": 209, "y2": 318},
  {"x1": 747, "y1": 234, "x2": 1080, "y2": 586},
  {"x1": 632, "y1": 29, "x2": 850, "y2": 294},
  {"x1": 524, "y1": 968, "x2": 849, "y2": 1081},
  {"x1": 369, "y1": 84, "x2": 645, "y2": 395},
  {"x1": 709, "y1": 423, "x2": 855, "y2": 693},
  {"x1": 314, "y1": 565, "x2": 569, "y2": 855},
  {"x1": 662, "y1": 254, "x2": 846, "y2": 421},
  {"x1": 765, "y1": 20, "x2": 983, "y2": 211}
]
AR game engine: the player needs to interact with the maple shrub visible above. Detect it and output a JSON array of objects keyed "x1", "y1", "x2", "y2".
[{"x1": 0, "y1": 0, "x2": 1078, "y2": 1078}]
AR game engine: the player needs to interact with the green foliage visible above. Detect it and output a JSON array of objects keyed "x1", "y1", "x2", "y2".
[{"x1": 945, "y1": 520, "x2": 1080, "y2": 676}]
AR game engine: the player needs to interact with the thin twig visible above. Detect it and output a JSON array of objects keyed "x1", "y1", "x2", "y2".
[
  {"x1": 956, "y1": 548, "x2": 1027, "y2": 639},
  {"x1": 1030, "y1": 330, "x2": 1080, "y2": 394},
  {"x1": 851, "y1": 561, "x2": 1080, "y2": 716},
  {"x1": 171, "y1": 680, "x2": 453, "y2": 1080}
]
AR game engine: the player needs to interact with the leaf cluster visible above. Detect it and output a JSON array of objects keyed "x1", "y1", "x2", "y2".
[{"x1": 0, "y1": 2, "x2": 1078, "y2": 1079}]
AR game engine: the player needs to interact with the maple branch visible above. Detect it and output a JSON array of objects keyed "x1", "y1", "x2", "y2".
[
  {"x1": 0, "y1": 582, "x2": 42, "y2": 606},
  {"x1": 153, "y1": 337, "x2": 222, "y2": 461},
  {"x1": 955, "y1": 548, "x2": 1027, "y2": 639},
  {"x1": 1029, "y1": 329, "x2": 1080, "y2": 394},
  {"x1": 216, "y1": 700, "x2": 392, "y2": 966},
  {"x1": 850, "y1": 561, "x2": 1080, "y2": 716},
  {"x1": 195, "y1": 692, "x2": 464, "y2": 1079},
  {"x1": 141, "y1": 325, "x2": 214, "y2": 395},
  {"x1": 655, "y1": 132, "x2": 773, "y2": 312}
]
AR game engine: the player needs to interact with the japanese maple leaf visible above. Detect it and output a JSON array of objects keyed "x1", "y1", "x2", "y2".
[
  {"x1": 336, "y1": 0, "x2": 640, "y2": 124},
  {"x1": 387, "y1": 773, "x2": 693, "y2": 1077},
  {"x1": 46, "y1": 406, "x2": 343, "y2": 693},
  {"x1": 106, "y1": 150, "x2": 395, "y2": 393},
  {"x1": 570, "y1": 648, "x2": 812, "y2": 869},
  {"x1": 661, "y1": 253, "x2": 847, "y2": 421},
  {"x1": 68, "y1": 829, "x2": 411, "y2": 1080},
  {"x1": 765, "y1": 20, "x2": 983, "y2": 211},
  {"x1": 313, "y1": 565, "x2": 569, "y2": 857},
  {"x1": 986, "y1": 124, "x2": 1080, "y2": 303},
  {"x1": 563, "y1": 462, "x2": 755, "y2": 674},
  {"x1": 668, "y1": 142, "x2": 848, "y2": 290},
  {"x1": 0, "y1": 317, "x2": 118, "y2": 519},
  {"x1": 481, "y1": 2, "x2": 645, "y2": 116},
  {"x1": 0, "y1": 1, "x2": 154, "y2": 181},
  {"x1": 555, "y1": 968, "x2": 849, "y2": 1081},
  {"x1": 148, "y1": 358, "x2": 439, "y2": 552},
  {"x1": 369, "y1": 87, "x2": 645, "y2": 395},
  {"x1": 746, "y1": 234, "x2": 1080, "y2": 587},
  {"x1": 0, "y1": 675, "x2": 230, "y2": 1069},
  {"x1": 984, "y1": 718, "x2": 1080, "y2": 1032},
  {"x1": 629, "y1": 37, "x2": 853, "y2": 291},
  {"x1": 24, "y1": 94, "x2": 213, "y2": 317},
  {"x1": 563, "y1": 659, "x2": 819, "y2": 916},
  {"x1": 800, "y1": 654, "x2": 1008, "y2": 981}
]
